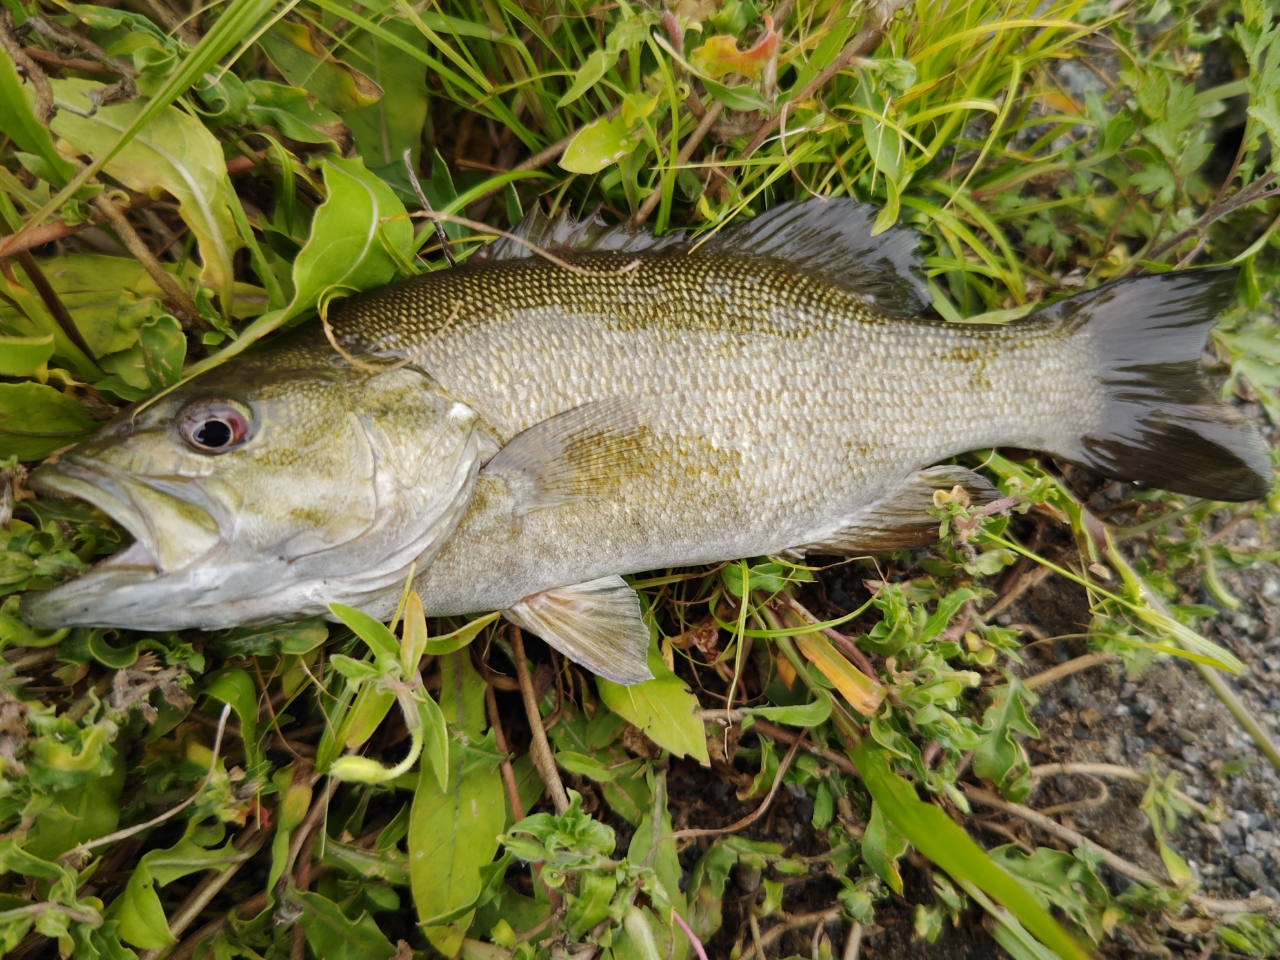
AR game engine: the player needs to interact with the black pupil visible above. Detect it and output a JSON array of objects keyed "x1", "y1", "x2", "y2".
[{"x1": 193, "y1": 418, "x2": 233, "y2": 448}]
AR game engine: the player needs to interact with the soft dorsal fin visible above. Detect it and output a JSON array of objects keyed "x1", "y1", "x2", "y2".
[
  {"x1": 504, "y1": 575, "x2": 653, "y2": 684},
  {"x1": 699, "y1": 198, "x2": 929, "y2": 318},
  {"x1": 476, "y1": 205, "x2": 687, "y2": 262},
  {"x1": 796, "y1": 465, "x2": 997, "y2": 555},
  {"x1": 482, "y1": 398, "x2": 651, "y2": 516}
]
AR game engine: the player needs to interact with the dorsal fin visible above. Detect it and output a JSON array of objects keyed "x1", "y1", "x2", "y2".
[
  {"x1": 476, "y1": 205, "x2": 687, "y2": 262},
  {"x1": 699, "y1": 198, "x2": 929, "y2": 318},
  {"x1": 478, "y1": 198, "x2": 928, "y2": 318}
]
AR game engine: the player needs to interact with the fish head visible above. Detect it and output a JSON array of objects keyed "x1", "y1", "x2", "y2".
[{"x1": 21, "y1": 349, "x2": 482, "y2": 631}]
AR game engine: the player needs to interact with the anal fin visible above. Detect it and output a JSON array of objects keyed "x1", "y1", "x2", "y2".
[
  {"x1": 796, "y1": 465, "x2": 997, "y2": 555},
  {"x1": 504, "y1": 575, "x2": 654, "y2": 685}
]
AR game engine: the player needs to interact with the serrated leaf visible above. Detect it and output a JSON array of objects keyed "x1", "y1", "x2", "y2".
[{"x1": 972, "y1": 678, "x2": 1039, "y2": 801}]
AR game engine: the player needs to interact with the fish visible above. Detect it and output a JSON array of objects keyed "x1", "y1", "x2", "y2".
[{"x1": 19, "y1": 199, "x2": 1271, "y2": 684}]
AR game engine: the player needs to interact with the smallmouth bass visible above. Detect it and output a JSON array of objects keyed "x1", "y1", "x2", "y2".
[{"x1": 21, "y1": 199, "x2": 1271, "y2": 683}]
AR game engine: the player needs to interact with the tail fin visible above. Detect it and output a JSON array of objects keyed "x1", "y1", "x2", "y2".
[{"x1": 1044, "y1": 268, "x2": 1272, "y2": 502}]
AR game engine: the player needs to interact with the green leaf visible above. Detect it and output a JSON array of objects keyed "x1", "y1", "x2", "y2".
[
  {"x1": 862, "y1": 801, "x2": 909, "y2": 893},
  {"x1": 202, "y1": 667, "x2": 260, "y2": 769},
  {"x1": 0, "y1": 334, "x2": 54, "y2": 377},
  {"x1": 319, "y1": 836, "x2": 411, "y2": 885},
  {"x1": 287, "y1": 888, "x2": 396, "y2": 960},
  {"x1": 598, "y1": 639, "x2": 709, "y2": 763},
  {"x1": 0, "y1": 383, "x2": 96, "y2": 460},
  {"x1": 423, "y1": 611, "x2": 500, "y2": 657},
  {"x1": 559, "y1": 114, "x2": 646, "y2": 174},
  {"x1": 410, "y1": 652, "x2": 504, "y2": 953},
  {"x1": 259, "y1": 21, "x2": 384, "y2": 114},
  {"x1": 285, "y1": 156, "x2": 414, "y2": 322},
  {"x1": 0, "y1": 53, "x2": 75, "y2": 184},
  {"x1": 340, "y1": 20, "x2": 430, "y2": 168},
  {"x1": 114, "y1": 833, "x2": 242, "y2": 949},
  {"x1": 988, "y1": 846, "x2": 1110, "y2": 943},
  {"x1": 47, "y1": 79, "x2": 241, "y2": 311},
  {"x1": 95, "y1": 314, "x2": 186, "y2": 401},
  {"x1": 557, "y1": 49, "x2": 618, "y2": 108},
  {"x1": 852, "y1": 740, "x2": 1091, "y2": 960},
  {"x1": 245, "y1": 80, "x2": 344, "y2": 144},
  {"x1": 329, "y1": 602, "x2": 400, "y2": 664},
  {"x1": 746, "y1": 694, "x2": 832, "y2": 727},
  {"x1": 972, "y1": 678, "x2": 1040, "y2": 801}
]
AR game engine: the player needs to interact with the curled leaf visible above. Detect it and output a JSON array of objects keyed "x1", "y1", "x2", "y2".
[{"x1": 688, "y1": 17, "x2": 777, "y2": 80}]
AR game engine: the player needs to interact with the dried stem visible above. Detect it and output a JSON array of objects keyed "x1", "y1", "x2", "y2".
[
  {"x1": 510, "y1": 625, "x2": 570, "y2": 814},
  {"x1": 1022, "y1": 651, "x2": 1120, "y2": 690},
  {"x1": 161, "y1": 890, "x2": 270, "y2": 960},
  {"x1": 1029, "y1": 761, "x2": 1210, "y2": 818},
  {"x1": 0, "y1": 12, "x2": 53, "y2": 124},
  {"x1": 403, "y1": 148, "x2": 455, "y2": 266},
  {"x1": 739, "y1": 907, "x2": 843, "y2": 960},
  {"x1": 663, "y1": 733, "x2": 805, "y2": 841},
  {"x1": 91, "y1": 192, "x2": 204, "y2": 327},
  {"x1": 485, "y1": 682, "x2": 526, "y2": 820},
  {"x1": 633, "y1": 100, "x2": 725, "y2": 229}
]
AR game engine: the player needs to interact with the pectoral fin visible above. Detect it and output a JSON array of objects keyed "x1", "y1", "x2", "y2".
[
  {"x1": 796, "y1": 465, "x2": 997, "y2": 555},
  {"x1": 483, "y1": 398, "x2": 654, "y2": 517},
  {"x1": 504, "y1": 575, "x2": 653, "y2": 685}
]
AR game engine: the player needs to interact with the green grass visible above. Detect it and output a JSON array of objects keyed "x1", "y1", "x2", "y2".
[{"x1": 0, "y1": 0, "x2": 1279, "y2": 956}]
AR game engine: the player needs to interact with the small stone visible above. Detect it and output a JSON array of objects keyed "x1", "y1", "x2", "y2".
[{"x1": 1233, "y1": 854, "x2": 1267, "y2": 890}]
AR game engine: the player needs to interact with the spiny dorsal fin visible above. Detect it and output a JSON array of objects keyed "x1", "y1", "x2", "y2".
[
  {"x1": 796, "y1": 465, "x2": 997, "y2": 555},
  {"x1": 482, "y1": 398, "x2": 652, "y2": 516},
  {"x1": 505, "y1": 575, "x2": 653, "y2": 684},
  {"x1": 476, "y1": 205, "x2": 687, "y2": 261},
  {"x1": 699, "y1": 198, "x2": 929, "y2": 318}
]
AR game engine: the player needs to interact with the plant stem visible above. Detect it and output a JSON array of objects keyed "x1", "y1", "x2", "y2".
[
  {"x1": 1192, "y1": 662, "x2": 1280, "y2": 776},
  {"x1": 510, "y1": 625, "x2": 569, "y2": 814},
  {"x1": 1022, "y1": 652, "x2": 1119, "y2": 690}
]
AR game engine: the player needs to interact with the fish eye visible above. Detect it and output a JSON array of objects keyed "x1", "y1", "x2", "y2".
[{"x1": 178, "y1": 401, "x2": 251, "y2": 453}]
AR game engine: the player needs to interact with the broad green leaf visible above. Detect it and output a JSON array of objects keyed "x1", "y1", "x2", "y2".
[
  {"x1": 285, "y1": 156, "x2": 414, "y2": 321},
  {"x1": 746, "y1": 694, "x2": 832, "y2": 727},
  {"x1": 558, "y1": 49, "x2": 618, "y2": 108},
  {"x1": 46, "y1": 79, "x2": 241, "y2": 311},
  {"x1": 320, "y1": 836, "x2": 411, "y2": 885},
  {"x1": 560, "y1": 114, "x2": 647, "y2": 174},
  {"x1": 244, "y1": 80, "x2": 344, "y2": 144},
  {"x1": 0, "y1": 382, "x2": 96, "y2": 460},
  {"x1": 340, "y1": 20, "x2": 430, "y2": 167},
  {"x1": 410, "y1": 651, "x2": 504, "y2": 952},
  {"x1": 114, "y1": 834, "x2": 242, "y2": 949},
  {"x1": 203, "y1": 667, "x2": 260, "y2": 770},
  {"x1": 988, "y1": 846, "x2": 1110, "y2": 943},
  {"x1": 423, "y1": 611, "x2": 500, "y2": 657},
  {"x1": 862, "y1": 801, "x2": 909, "y2": 893},
  {"x1": 329, "y1": 601, "x2": 400, "y2": 664},
  {"x1": 288, "y1": 888, "x2": 396, "y2": 960},
  {"x1": 852, "y1": 740, "x2": 1091, "y2": 960},
  {"x1": 0, "y1": 52, "x2": 75, "y2": 184},
  {"x1": 598, "y1": 640, "x2": 709, "y2": 763},
  {"x1": 259, "y1": 21, "x2": 384, "y2": 114},
  {"x1": 95, "y1": 314, "x2": 186, "y2": 401},
  {"x1": 24, "y1": 767, "x2": 123, "y2": 861},
  {"x1": 0, "y1": 335, "x2": 53, "y2": 377}
]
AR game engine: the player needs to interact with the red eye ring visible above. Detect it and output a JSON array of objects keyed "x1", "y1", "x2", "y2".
[{"x1": 178, "y1": 401, "x2": 251, "y2": 453}]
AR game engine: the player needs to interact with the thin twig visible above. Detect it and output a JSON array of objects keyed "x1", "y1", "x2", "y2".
[
  {"x1": 403, "y1": 148, "x2": 454, "y2": 266},
  {"x1": 510, "y1": 625, "x2": 570, "y2": 814},
  {"x1": 63, "y1": 704, "x2": 231, "y2": 864},
  {"x1": 0, "y1": 12, "x2": 53, "y2": 124},
  {"x1": 91, "y1": 192, "x2": 204, "y2": 327},
  {"x1": 1022, "y1": 651, "x2": 1120, "y2": 690},
  {"x1": 842, "y1": 921, "x2": 863, "y2": 960},
  {"x1": 160, "y1": 890, "x2": 270, "y2": 960},
  {"x1": 1141, "y1": 172, "x2": 1278, "y2": 265},
  {"x1": 663, "y1": 734, "x2": 805, "y2": 841},
  {"x1": 486, "y1": 683, "x2": 526, "y2": 820},
  {"x1": 672, "y1": 909, "x2": 710, "y2": 960},
  {"x1": 633, "y1": 100, "x2": 725, "y2": 229},
  {"x1": 739, "y1": 908, "x2": 843, "y2": 960},
  {"x1": 1029, "y1": 761, "x2": 1210, "y2": 818},
  {"x1": 699, "y1": 713, "x2": 858, "y2": 776}
]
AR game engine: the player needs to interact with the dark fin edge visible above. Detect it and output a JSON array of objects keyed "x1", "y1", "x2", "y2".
[{"x1": 1047, "y1": 268, "x2": 1272, "y2": 502}]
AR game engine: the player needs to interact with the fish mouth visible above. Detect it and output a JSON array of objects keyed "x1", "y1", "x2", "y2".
[{"x1": 19, "y1": 456, "x2": 224, "y2": 629}]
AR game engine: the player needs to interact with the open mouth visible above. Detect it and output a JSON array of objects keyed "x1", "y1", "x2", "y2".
[{"x1": 29, "y1": 457, "x2": 223, "y2": 578}]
